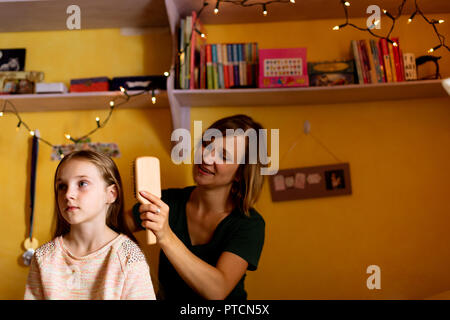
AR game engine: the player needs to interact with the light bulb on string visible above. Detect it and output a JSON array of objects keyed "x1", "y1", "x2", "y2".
[
  {"x1": 0, "y1": 111, "x2": 3, "y2": 117},
  {"x1": 344, "y1": 1, "x2": 350, "y2": 7},
  {"x1": 428, "y1": 45, "x2": 442, "y2": 53},
  {"x1": 30, "y1": 130, "x2": 35, "y2": 136},
  {"x1": 164, "y1": 71, "x2": 170, "y2": 77},
  {"x1": 96, "y1": 117, "x2": 100, "y2": 128},
  {"x1": 263, "y1": 4, "x2": 267, "y2": 16},
  {"x1": 290, "y1": 0, "x2": 295, "y2": 3},
  {"x1": 214, "y1": 1, "x2": 219, "y2": 14},
  {"x1": 151, "y1": 89, "x2": 156, "y2": 104}
]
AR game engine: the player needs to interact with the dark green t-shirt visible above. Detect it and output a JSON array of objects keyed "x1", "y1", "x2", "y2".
[{"x1": 132, "y1": 186, "x2": 265, "y2": 300}]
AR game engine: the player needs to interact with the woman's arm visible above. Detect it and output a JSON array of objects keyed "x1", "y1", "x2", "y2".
[{"x1": 138, "y1": 191, "x2": 248, "y2": 300}]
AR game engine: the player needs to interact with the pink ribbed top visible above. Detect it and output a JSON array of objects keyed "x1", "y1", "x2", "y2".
[{"x1": 24, "y1": 234, "x2": 155, "y2": 300}]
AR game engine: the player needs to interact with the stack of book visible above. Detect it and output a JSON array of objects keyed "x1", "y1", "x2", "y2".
[
  {"x1": 204, "y1": 42, "x2": 259, "y2": 89},
  {"x1": 177, "y1": 13, "x2": 259, "y2": 90},
  {"x1": 351, "y1": 38, "x2": 409, "y2": 84}
]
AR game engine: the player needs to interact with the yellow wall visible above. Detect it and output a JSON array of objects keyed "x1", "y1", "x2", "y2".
[{"x1": 0, "y1": 14, "x2": 449, "y2": 300}]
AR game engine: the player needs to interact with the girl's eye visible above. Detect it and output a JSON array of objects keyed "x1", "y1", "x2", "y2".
[
  {"x1": 57, "y1": 184, "x2": 67, "y2": 191},
  {"x1": 79, "y1": 181, "x2": 88, "y2": 187}
]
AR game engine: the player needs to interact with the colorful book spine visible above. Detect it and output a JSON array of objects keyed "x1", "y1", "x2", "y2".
[
  {"x1": 222, "y1": 43, "x2": 229, "y2": 88},
  {"x1": 377, "y1": 40, "x2": 386, "y2": 82},
  {"x1": 211, "y1": 44, "x2": 219, "y2": 89},
  {"x1": 358, "y1": 40, "x2": 370, "y2": 83},
  {"x1": 379, "y1": 38, "x2": 393, "y2": 82},
  {"x1": 206, "y1": 44, "x2": 213, "y2": 89},
  {"x1": 227, "y1": 44, "x2": 234, "y2": 88},
  {"x1": 200, "y1": 44, "x2": 206, "y2": 89},
  {"x1": 178, "y1": 18, "x2": 186, "y2": 89},
  {"x1": 391, "y1": 37, "x2": 404, "y2": 82},
  {"x1": 232, "y1": 44, "x2": 240, "y2": 87},
  {"x1": 216, "y1": 43, "x2": 224, "y2": 88},
  {"x1": 184, "y1": 15, "x2": 192, "y2": 89},
  {"x1": 388, "y1": 41, "x2": 397, "y2": 82},
  {"x1": 364, "y1": 39, "x2": 377, "y2": 84},
  {"x1": 351, "y1": 40, "x2": 364, "y2": 84}
]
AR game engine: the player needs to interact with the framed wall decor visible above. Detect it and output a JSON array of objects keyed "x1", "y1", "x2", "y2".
[{"x1": 269, "y1": 163, "x2": 352, "y2": 202}]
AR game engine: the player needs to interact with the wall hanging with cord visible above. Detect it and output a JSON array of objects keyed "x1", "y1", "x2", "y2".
[
  {"x1": 22, "y1": 129, "x2": 40, "y2": 266},
  {"x1": 269, "y1": 120, "x2": 352, "y2": 202}
]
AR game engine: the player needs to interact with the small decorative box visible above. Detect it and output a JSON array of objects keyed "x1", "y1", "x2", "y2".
[
  {"x1": 308, "y1": 60, "x2": 356, "y2": 86},
  {"x1": 70, "y1": 77, "x2": 110, "y2": 92},
  {"x1": 258, "y1": 48, "x2": 309, "y2": 88},
  {"x1": 35, "y1": 82, "x2": 68, "y2": 94},
  {"x1": 110, "y1": 75, "x2": 167, "y2": 91}
]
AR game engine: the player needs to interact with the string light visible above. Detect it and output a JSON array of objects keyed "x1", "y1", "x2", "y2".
[
  {"x1": 151, "y1": 89, "x2": 156, "y2": 104},
  {"x1": 1, "y1": 86, "x2": 160, "y2": 155},
  {"x1": 262, "y1": 4, "x2": 267, "y2": 16},
  {"x1": 344, "y1": 1, "x2": 350, "y2": 7},
  {"x1": 164, "y1": 71, "x2": 170, "y2": 77},
  {"x1": 214, "y1": 1, "x2": 219, "y2": 14},
  {"x1": 335, "y1": 0, "x2": 449, "y2": 53}
]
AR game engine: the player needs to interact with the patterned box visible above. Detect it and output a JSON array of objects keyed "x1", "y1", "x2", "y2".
[{"x1": 258, "y1": 48, "x2": 309, "y2": 88}]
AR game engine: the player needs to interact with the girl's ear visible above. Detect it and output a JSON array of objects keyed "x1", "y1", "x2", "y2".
[{"x1": 106, "y1": 184, "x2": 118, "y2": 204}]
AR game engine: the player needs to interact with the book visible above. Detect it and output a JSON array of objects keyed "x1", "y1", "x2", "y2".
[
  {"x1": 364, "y1": 39, "x2": 378, "y2": 84},
  {"x1": 379, "y1": 38, "x2": 393, "y2": 82},
  {"x1": 391, "y1": 37, "x2": 404, "y2": 82},
  {"x1": 206, "y1": 44, "x2": 213, "y2": 89},
  {"x1": 227, "y1": 44, "x2": 234, "y2": 88},
  {"x1": 178, "y1": 18, "x2": 186, "y2": 89},
  {"x1": 232, "y1": 44, "x2": 240, "y2": 87},
  {"x1": 185, "y1": 15, "x2": 192, "y2": 89},
  {"x1": 388, "y1": 41, "x2": 397, "y2": 82},
  {"x1": 358, "y1": 40, "x2": 370, "y2": 83},
  {"x1": 369, "y1": 40, "x2": 381, "y2": 83},
  {"x1": 189, "y1": 11, "x2": 206, "y2": 89},
  {"x1": 351, "y1": 40, "x2": 364, "y2": 84},
  {"x1": 216, "y1": 43, "x2": 224, "y2": 88},
  {"x1": 211, "y1": 44, "x2": 219, "y2": 89},
  {"x1": 199, "y1": 44, "x2": 206, "y2": 89},
  {"x1": 222, "y1": 43, "x2": 229, "y2": 88}
]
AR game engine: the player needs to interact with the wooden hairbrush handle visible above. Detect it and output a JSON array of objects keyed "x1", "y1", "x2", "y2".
[{"x1": 134, "y1": 157, "x2": 161, "y2": 245}]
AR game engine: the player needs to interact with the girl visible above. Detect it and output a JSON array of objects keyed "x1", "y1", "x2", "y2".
[
  {"x1": 130, "y1": 114, "x2": 266, "y2": 300},
  {"x1": 25, "y1": 150, "x2": 155, "y2": 300}
]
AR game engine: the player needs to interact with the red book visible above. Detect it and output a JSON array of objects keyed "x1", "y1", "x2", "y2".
[
  {"x1": 222, "y1": 44, "x2": 229, "y2": 88},
  {"x1": 391, "y1": 37, "x2": 404, "y2": 82},
  {"x1": 379, "y1": 38, "x2": 393, "y2": 82},
  {"x1": 357, "y1": 40, "x2": 369, "y2": 83}
]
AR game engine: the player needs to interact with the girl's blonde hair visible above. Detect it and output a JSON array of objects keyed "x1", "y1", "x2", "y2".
[
  {"x1": 205, "y1": 114, "x2": 266, "y2": 216},
  {"x1": 53, "y1": 150, "x2": 136, "y2": 242}
]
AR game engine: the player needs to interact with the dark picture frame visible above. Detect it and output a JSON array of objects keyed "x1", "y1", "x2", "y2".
[{"x1": 269, "y1": 163, "x2": 352, "y2": 202}]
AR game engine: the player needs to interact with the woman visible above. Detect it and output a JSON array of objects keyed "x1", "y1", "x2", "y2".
[{"x1": 130, "y1": 114, "x2": 266, "y2": 300}]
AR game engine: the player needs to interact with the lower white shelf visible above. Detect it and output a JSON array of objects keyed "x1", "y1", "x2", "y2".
[
  {"x1": 0, "y1": 90, "x2": 168, "y2": 112},
  {"x1": 172, "y1": 80, "x2": 449, "y2": 107}
]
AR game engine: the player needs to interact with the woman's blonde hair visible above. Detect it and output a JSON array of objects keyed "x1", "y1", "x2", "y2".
[
  {"x1": 205, "y1": 114, "x2": 266, "y2": 216},
  {"x1": 53, "y1": 150, "x2": 136, "y2": 242}
]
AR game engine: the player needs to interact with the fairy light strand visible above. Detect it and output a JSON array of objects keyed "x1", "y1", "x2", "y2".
[
  {"x1": 1, "y1": 87, "x2": 162, "y2": 153},
  {"x1": 333, "y1": 0, "x2": 449, "y2": 52}
]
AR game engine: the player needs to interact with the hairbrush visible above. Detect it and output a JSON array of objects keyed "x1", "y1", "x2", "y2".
[{"x1": 133, "y1": 156, "x2": 161, "y2": 245}]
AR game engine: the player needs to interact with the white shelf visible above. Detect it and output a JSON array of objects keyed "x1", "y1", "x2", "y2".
[
  {"x1": 172, "y1": 80, "x2": 449, "y2": 107},
  {"x1": 0, "y1": 90, "x2": 169, "y2": 113}
]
